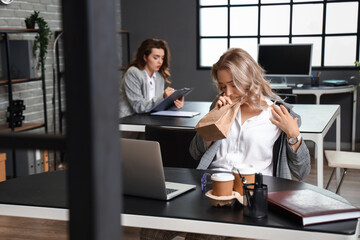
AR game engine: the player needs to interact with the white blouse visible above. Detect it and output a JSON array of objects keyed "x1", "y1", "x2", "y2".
[
  {"x1": 210, "y1": 98, "x2": 281, "y2": 175},
  {"x1": 144, "y1": 70, "x2": 156, "y2": 101}
]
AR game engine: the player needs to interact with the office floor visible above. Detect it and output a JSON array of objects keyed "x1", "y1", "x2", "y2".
[{"x1": 0, "y1": 149, "x2": 359, "y2": 240}]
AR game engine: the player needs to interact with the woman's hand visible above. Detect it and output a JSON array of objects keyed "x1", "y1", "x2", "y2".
[
  {"x1": 174, "y1": 96, "x2": 184, "y2": 109},
  {"x1": 270, "y1": 104, "x2": 301, "y2": 151},
  {"x1": 216, "y1": 95, "x2": 233, "y2": 108},
  {"x1": 163, "y1": 87, "x2": 174, "y2": 98}
]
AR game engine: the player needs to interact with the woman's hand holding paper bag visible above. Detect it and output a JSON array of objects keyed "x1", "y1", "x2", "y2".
[{"x1": 194, "y1": 97, "x2": 242, "y2": 142}]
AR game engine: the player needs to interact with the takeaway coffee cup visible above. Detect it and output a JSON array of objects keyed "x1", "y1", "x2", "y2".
[
  {"x1": 211, "y1": 173, "x2": 234, "y2": 196},
  {"x1": 233, "y1": 164, "x2": 256, "y2": 196}
]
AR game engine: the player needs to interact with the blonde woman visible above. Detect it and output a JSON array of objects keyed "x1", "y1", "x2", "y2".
[
  {"x1": 190, "y1": 48, "x2": 310, "y2": 180},
  {"x1": 140, "y1": 48, "x2": 311, "y2": 240}
]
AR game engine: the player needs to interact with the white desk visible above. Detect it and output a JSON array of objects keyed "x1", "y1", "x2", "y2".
[
  {"x1": 293, "y1": 85, "x2": 357, "y2": 151},
  {"x1": 293, "y1": 104, "x2": 341, "y2": 188}
]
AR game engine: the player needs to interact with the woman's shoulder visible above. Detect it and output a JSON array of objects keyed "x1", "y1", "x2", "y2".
[
  {"x1": 124, "y1": 66, "x2": 146, "y2": 81},
  {"x1": 126, "y1": 66, "x2": 143, "y2": 75}
]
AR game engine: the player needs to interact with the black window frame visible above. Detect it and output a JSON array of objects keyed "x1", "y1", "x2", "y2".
[{"x1": 197, "y1": 0, "x2": 360, "y2": 71}]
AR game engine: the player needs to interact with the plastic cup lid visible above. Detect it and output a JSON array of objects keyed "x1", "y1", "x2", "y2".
[
  {"x1": 211, "y1": 173, "x2": 235, "y2": 182},
  {"x1": 232, "y1": 164, "x2": 256, "y2": 175}
]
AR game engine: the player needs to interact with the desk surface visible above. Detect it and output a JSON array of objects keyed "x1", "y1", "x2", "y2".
[
  {"x1": 120, "y1": 101, "x2": 340, "y2": 134},
  {"x1": 120, "y1": 101, "x2": 211, "y2": 129},
  {"x1": 271, "y1": 84, "x2": 354, "y2": 91},
  {"x1": 0, "y1": 169, "x2": 358, "y2": 239},
  {"x1": 293, "y1": 104, "x2": 339, "y2": 133},
  {"x1": 292, "y1": 84, "x2": 355, "y2": 92}
]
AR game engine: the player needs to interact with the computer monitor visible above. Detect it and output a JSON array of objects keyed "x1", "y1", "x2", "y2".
[{"x1": 257, "y1": 43, "x2": 313, "y2": 80}]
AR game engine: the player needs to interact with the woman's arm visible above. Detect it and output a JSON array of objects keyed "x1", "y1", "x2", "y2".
[
  {"x1": 270, "y1": 104, "x2": 301, "y2": 152},
  {"x1": 189, "y1": 96, "x2": 221, "y2": 160},
  {"x1": 189, "y1": 132, "x2": 207, "y2": 161},
  {"x1": 123, "y1": 67, "x2": 164, "y2": 113},
  {"x1": 285, "y1": 138, "x2": 311, "y2": 180},
  {"x1": 272, "y1": 103, "x2": 311, "y2": 180}
]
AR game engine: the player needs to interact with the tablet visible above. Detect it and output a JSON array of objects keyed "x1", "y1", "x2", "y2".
[{"x1": 151, "y1": 87, "x2": 193, "y2": 112}]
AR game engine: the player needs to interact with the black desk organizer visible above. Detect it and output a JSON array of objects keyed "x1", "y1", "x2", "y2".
[{"x1": 7, "y1": 99, "x2": 25, "y2": 128}]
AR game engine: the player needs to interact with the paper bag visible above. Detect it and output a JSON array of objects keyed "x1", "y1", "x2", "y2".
[{"x1": 195, "y1": 99, "x2": 241, "y2": 141}]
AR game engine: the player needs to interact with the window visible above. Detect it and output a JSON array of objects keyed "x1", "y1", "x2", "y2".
[{"x1": 198, "y1": 0, "x2": 359, "y2": 69}]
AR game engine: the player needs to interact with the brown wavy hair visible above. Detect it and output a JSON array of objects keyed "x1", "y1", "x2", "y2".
[
  {"x1": 211, "y1": 48, "x2": 279, "y2": 110},
  {"x1": 126, "y1": 38, "x2": 171, "y2": 84}
]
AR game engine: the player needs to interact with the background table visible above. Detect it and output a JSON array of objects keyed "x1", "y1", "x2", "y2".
[
  {"x1": 293, "y1": 104, "x2": 341, "y2": 187},
  {"x1": 0, "y1": 169, "x2": 358, "y2": 240},
  {"x1": 292, "y1": 85, "x2": 357, "y2": 151}
]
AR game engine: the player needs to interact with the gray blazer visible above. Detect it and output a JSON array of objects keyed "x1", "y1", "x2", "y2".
[
  {"x1": 189, "y1": 99, "x2": 311, "y2": 181},
  {"x1": 119, "y1": 66, "x2": 165, "y2": 118}
]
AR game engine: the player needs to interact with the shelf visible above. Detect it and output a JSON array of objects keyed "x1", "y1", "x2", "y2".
[
  {"x1": 0, "y1": 28, "x2": 38, "y2": 34},
  {"x1": 0, "y1": 27, "x2": 48, "y2": 178},
  {"x1": 0, "y1": 77, "x2": 42, "y2": 85},
  {"x1": 0, "y1": 123, "x2": 45, "y2": 133}
]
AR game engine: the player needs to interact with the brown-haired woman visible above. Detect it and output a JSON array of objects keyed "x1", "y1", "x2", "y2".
[{"x1": 119, "y1": 38, "x2": 184, "y2": 118}]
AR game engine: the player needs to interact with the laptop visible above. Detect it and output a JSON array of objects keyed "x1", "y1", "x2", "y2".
[{"x1": 121, "y1": 138, "x2": 196, "y2": 200}]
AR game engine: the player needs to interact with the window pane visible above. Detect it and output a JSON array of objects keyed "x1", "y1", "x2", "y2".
[
  {"x1": 260, "y1": 5, "x2": 290, "y2": 35},
  {"x1": 230, "y1": 7, "x2": 258, "y2": 36},
  {"x1": 293, "y1": 4, "x2": 323, "y2": 34},
  {"x1": 231, "y1": 0, "x2": 258, "y2": 4},
  {"x1": 230, "y1": 38, "x2": 258, "y2": 60},
  {"x1": 198, "y1": 0, "x2": 360, "y2": 68},
  {"x1": 324, "y1": 36, "x2": 357, "y2": 66},
  {"x1": 200, "y1": 7, "x2": 228, "y2": 36},
  {"x1": 200, "y1": 38, "x2": 228, "y2": 67},
  {"x1": 294, "y1": 0, "x2": 322, "y2": 2},
  {"x1": 260, "y1": 38, "x2": 289, "y2": 44},
  {"x1": 326, "y1": 2, "x2": 358, "y2": 34},
  {"x1": 200, "y1": 0, "x2": 227, "y2": 6},
  {"x1": 292, "y1": 37, "x2": 322, "y2": 67},
  {"x1": 261, "y1": 0, "x2": 289, "y2": 3}
]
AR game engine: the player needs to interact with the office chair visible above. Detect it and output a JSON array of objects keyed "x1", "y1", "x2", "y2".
[
  {"x1": 145, "y1": 125, "x2": 198, "y2": 168},
  {"x1": 273, "y1": 88, "x2": 298, "y2": 104},
  {"x1": 325, "y1": 150, "x2": 360, "y2": 194}
]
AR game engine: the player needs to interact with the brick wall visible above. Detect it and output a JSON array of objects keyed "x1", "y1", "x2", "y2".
[
  {"x1": 0, "y1": 1, "x2": 122, "y2": 134},
  {"x1": 0, "y1": 0, "x2": 62, "y2": 134}
]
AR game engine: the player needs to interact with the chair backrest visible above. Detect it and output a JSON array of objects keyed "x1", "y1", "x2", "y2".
[
  {"x1": 277, "y1": 93, "x2": 298, "y2": 104},
  {"x1": 273, "y1": 88, "x2": 298, "y2": 104},
  {"x1": 145, "y1": 125, "x2": 198, "y2": 168}
]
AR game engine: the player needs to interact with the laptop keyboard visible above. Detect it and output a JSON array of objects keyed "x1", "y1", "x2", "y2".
[{"x1": 166, "y1": 188, "x2": 177, "y2": 195}]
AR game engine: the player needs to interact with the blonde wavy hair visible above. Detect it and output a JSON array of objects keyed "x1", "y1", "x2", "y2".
[{"x1": 211, "y1": 48, "x2": 279, "y2": 111}]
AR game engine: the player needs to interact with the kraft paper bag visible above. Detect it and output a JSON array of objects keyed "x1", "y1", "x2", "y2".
[{"x1": 195, "y1": 99, "x2": 242, "y2": 142}]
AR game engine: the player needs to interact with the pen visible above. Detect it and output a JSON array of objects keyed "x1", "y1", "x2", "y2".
[{"x1": 316, "y1": 72, "x2": 322, "y2": 78}]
